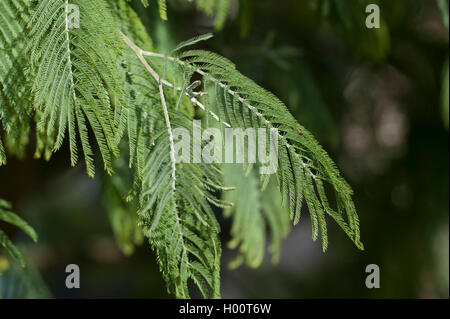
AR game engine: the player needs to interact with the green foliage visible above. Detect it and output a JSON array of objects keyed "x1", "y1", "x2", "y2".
[
  {"x1": 223, "y1": 165, "x2": 290, "y2": 268},
  {"x1": 111, "y1": 0, "x2": 158, "y2": 174},
  {"x1": 0, "y1": 200, "x2": 37, "y2": 267},
  {"x1": 0, "y1": 0, "x2": 363, "y2": 298},
  {"x1": 28, "y1": 0, "x2": 124, "y2": 176},
  {"x1": 137, "y1": 111, "x2": 226, "y2": 298},
  {"x1": 158, "y1": 47, "x2": 363, "y2": 251},
  {"x1": 0, "y1": 0, "x2": 33, "y2": 162}
]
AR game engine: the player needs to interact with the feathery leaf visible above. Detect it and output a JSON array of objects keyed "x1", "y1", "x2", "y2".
[
  {"x1": 28, "y1": 0, "x2": 124, "y2": 176},
  {"x1": 153, "y1": 48, "x2": 364, "y2": 251}
]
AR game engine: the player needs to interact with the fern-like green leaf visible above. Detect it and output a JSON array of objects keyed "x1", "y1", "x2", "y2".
[
  {"x1": 111, "y1": 0, "x2": 160, "y2": 177},
  {"x1": 223, "y1": 164, "x2": 290, "y2": 269},
  {"x1": 138, "y1": 111, "x2": 225, "y2": 298},
  {"x1": 154, "y1": 47, "x2": 364, "y2": 252},
  {"x1": 120, "y1": 28, "x2": 364, "y2": 296},
  {"x1": 27, "y1": 0, "x2": 124, "y2": 176},
  {"x1": 1, "y1": 0, "x2": 365, "y2": 299},
  {"x1": 0, "y1": 0, "x2": 33, "y2": 163},
  {"x1": 119, "y1": 17, "x2": 227, "y2": 297}
]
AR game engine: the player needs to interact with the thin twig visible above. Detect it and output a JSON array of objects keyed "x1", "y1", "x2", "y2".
[{"x1": 121, "y1": 32, "x2": 177, "y2": 190}]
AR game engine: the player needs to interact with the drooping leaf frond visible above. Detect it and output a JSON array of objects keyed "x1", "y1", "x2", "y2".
[
  {"x1": 138, "y1": 111, "x2": 225, "y2": 298},
  {"x1": 120, "y1": 26, "x2": 229, "y2": 297},
  {"x1": 0, "y1": 0, "x2": 33, "y2": 163},
  {"x1": 1, "y1": 0, "x2": 365, "y2": 299},
  {"x1": 119, "y1": 26, "x2": 364, "y2": 296},
  {"x1": 144, "y1": 46, "x2": 363, "y2": 252},
  {"x1": 223, "y1": 164, "x2": 290, "y2": 269},
  {"x1": 28, "y1": 0, "x2": 124, "y2": 176},
  {"x1": 0, "y1": 199, "x2": 37, "y2": 267},
  {"x1": 111, "y1": 0, "x2": 162, "y2": 178}
]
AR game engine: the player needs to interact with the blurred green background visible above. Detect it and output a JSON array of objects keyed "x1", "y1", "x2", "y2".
[{"x1": 0, "y1": 0, "x2": 448, "y2": 298}]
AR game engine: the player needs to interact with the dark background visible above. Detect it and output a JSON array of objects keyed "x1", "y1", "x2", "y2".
[{"x1": 0, "y1": 0, "x2": 448, "y2": 298}]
